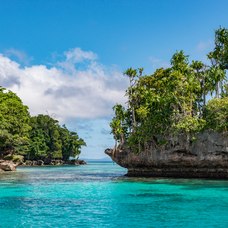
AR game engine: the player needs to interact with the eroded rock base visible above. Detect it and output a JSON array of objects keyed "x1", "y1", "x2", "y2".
[
  {"x1": 105, "y1": 131, "x2": 228, "y2": 179},
  {"x1": 127, "y1": 167, "x2": 228, "y2": 179}
]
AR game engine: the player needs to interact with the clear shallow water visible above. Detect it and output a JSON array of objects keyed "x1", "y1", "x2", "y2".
[{"x1": 0, "y1": 162, "x2": 228, "y2": 228}]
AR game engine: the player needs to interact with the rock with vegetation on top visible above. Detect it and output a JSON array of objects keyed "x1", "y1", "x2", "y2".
[
  {"x1": 107, "y1": 27, "x2": 228, "y2": 178},
  {"x1": 105, "y1": 130, "x2": 228, "y2": 178},
  {"x1": 0, "y1": 88, "x2": 86, "y2": 172}
]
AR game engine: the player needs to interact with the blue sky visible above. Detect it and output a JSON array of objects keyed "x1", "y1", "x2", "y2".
[{"x1": 0, "y1": 0, "x2": 228, "y2": 158}]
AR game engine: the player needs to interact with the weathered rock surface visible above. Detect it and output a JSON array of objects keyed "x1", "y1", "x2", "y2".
[
  {"x1": 105, "y1": 130, "x2": 228, "y2": 179},
  {"x1": 37, "y1": 160, "x2": 44, "y2": 166},
  {"x1": 0, "y1": 158, "x2": 87, "y2": 171},
  {"x1": 66, "y1": 159, "x2": 87, "y2": 165},
  {"x1": 0, "y1": 160, "x2": 17, "y2": 171},
  {"x1": 21, "y1": 159, "x2": 86, "y2": 166}
]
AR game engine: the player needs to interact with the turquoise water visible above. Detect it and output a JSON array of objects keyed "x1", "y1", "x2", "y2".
[{"x1": 0, "y1": 162, "x2": 228, "y2": 227}]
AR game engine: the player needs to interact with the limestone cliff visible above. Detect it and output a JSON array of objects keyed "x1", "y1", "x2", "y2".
[{"x1": 105, "y1": 130, "x2": 228, "y2": 178}]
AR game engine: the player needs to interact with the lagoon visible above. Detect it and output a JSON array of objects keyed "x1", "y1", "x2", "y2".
[{"x1": 0, "y1": 162, "x2": 228, "y2": 227}]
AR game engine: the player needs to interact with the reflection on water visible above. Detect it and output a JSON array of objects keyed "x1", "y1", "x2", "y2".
[{"x1": 0, "y1": 162, "x2": 228, "y2": 227}]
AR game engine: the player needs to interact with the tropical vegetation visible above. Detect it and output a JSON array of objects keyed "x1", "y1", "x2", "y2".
[
  {"x1": 110, "y1": 27, "x2": 228, "y2": 153},
  {"x1": 0, "y1": 88, "x2": 86, "y2": 163}
]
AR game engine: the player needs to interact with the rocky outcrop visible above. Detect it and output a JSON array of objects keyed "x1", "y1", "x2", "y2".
[
  {"x1": 0, "y1": 158, "x2": 87, "y2": 171},
  {"x1": 105, "y1": 130, "x2": 228, "y2": 178},
  {"x1": 0, "y1": 160, "x2": 17, "y2": 171},
  {"x1": 21, "y1": 159, "x2": 86, "y2": 166},
  {"x1": 66, "y1": 159, "x2": 87, "y2": 165}
]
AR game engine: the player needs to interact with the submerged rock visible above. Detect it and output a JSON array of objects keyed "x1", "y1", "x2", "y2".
[{"x1": 105, "y1": 130, "x2": 228, "y2": 179}]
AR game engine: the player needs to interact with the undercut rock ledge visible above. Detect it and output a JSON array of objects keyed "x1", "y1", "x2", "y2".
[{"x1": 105, "y1": 130, "x2": 228, "y2": 179}]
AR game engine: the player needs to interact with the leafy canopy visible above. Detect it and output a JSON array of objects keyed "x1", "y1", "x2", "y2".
[
  {"x1": 0, "y1": 87, "x2": 86, "y2": 161},
  {"x1": 110, "y1": 27, "x2": 228, "y2": 153}
]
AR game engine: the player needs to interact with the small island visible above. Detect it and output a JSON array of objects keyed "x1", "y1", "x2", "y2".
[
  {"x1": 0, "y1": 87, "x2": 86, "y2": 172},
  {"x1": 106, "y1": 27, "x2": 228, "y2": 178}
]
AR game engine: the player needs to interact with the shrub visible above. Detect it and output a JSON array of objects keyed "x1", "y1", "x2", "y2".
[{"x1": 204, "y1": 97, "x2": 228, "y2": 131}]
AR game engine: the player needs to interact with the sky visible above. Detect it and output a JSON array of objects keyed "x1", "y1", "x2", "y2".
[{"x1": 0, "y1": 0, "x2": 228, "y2": 159}]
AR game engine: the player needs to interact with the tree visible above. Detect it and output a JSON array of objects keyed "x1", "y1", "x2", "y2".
[
  {"x1": 29, "y1": 115, "x2": 62, "y2": 160},
  {"x1": 0, "y1": 86, "x2": 86, "y2": 162},
  {"x1": 191, "y1": 60, "x2": 207, "y2": 111},
  {"x1": 124, "y1": 68, "x2": 144, "y2": 132},
  {"x1": 124, "y1": 68, "x2": 137, "y2": 131},
  {"x1": 208, "y1": 27, "x2": 228, "y2": 98},
  {"x1": 110, "y1": 104, "x2": 129, "y2": 149},
  {"x1": 29, "y1": 115, "x2": 86, "y2": 161},
  {"x1": 110, "y1": 52, "x2": 206, "y2": 152},
  {"x1": 0, "y1": 87, "x2": 31, "y2": 158},
  {"x1": 60, "y1": 125, "x2": 86, "y2": 161},
  {"x1": 208, "y1": 27, "x2": 228, "y2": 70},
  {"x1": 204, "y1": 97, "x2": 228, "y2": 131},
  {"x1": 110, "y1": 27, "x2": 228, "y2": 154}
]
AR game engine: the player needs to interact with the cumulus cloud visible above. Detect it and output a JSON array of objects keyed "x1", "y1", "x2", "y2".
[
  {"x1": 64, "y1": 48, "x2": 97, "y2": 63},
  {"x1": 0, "y1": 48, "x2": 128, "y2": 121}
]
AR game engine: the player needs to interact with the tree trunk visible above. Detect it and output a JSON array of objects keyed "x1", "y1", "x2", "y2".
[
  {"x1": 129, "y1": 78, "x2": 136, "y2": 132},
  {"x1": 216, "y1": 82, "x2": 219, "y2": 98}
]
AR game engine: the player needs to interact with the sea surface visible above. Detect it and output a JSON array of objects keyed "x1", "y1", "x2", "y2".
[{"x1": 0, "y1": 162, "x2": 228, "y2": 228}]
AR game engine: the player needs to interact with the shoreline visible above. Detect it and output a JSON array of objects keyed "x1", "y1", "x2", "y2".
[{"x1": 0, "y1": 159, "x2": 87, "y2": 172}]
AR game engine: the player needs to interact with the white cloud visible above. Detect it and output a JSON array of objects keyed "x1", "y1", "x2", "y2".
[
  {"x1": 0, "y1": 48, "x2": 128, "y2": 122},
  {"x1": 65, "y1": 47, "x2": 97, "y2": 63},
  {"x1": 57, "y1": 48, "x2": 98, "y2": 74}
]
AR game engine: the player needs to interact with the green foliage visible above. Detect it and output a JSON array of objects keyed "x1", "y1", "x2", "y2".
[
  {"x1": 29, "y1": 115, "x2": 61, "y2": 160},
  {"x1": 173, "y1": 116, "x2": 206, "y2": 133},
  {"x1": 29, "y1": 115, "x2": 86, "y2": 161},
  {"x1": 208, "y1": 27, "x2": 228, "y2": 70},
  {"x1": 207, "y1": 27, "x2": 228, "y2": 98},
  {"x1": 0, "y1": 87, "x2": 86, "y2": 162},
  {"x1": 60, "y1": 125, "x2": 86, "y2": 161},
  {"x1": 4, "y1": 154, "x2": 24, "y2": 163},
  {"x1": 0, "y1": 87, "x2": 31, "y2": 157},
  {"x1": 110, "y1": 27, "x2": 228, "y2": 153},
  {"x1": 110, "y1": 104, "x2": 130, "y2": 146},
  {"x1": 204, "y1": 97, "x2": 228, "y2": 131}
]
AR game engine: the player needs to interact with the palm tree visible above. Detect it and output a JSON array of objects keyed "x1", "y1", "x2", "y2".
[
  {"x1": 208, "y1": 27, "x2": 228, "y2": 98},
  {"x1": 124, "y1": 68, "x2": 138, "y2": 132}
]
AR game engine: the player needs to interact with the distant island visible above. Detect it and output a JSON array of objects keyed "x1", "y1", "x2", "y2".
[
  {"x1": 84, "y1": 157, "x2": 112, "y2": 162},
  {"x1": 106, "y1": 27, "x2": 228, "y2": 178},
  {"x1": 0, "y1": 87, "x2": 86, "y2": 172}
]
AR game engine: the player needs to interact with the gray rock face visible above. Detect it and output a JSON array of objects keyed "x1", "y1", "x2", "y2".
[
  {"x1": 0, "y1": 160, "x2": 17, "y2": 171},
  {"x1": 105, "y1": 130, "x2": 228, "y2": 178},
  {"x1": 37, "y1": 160, "x2": 44, "y2": 166}
]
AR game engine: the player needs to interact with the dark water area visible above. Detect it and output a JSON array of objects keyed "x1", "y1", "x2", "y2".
[{"x1": 0, "y1": 162, "x2": 228, "y2": 227}]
